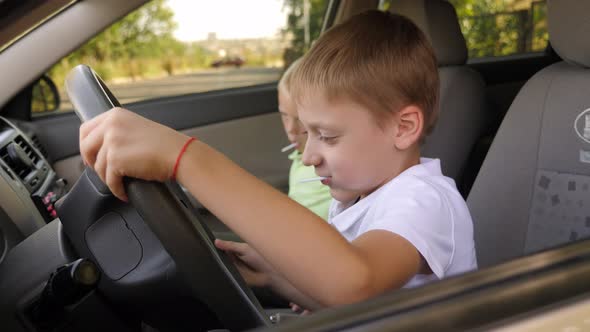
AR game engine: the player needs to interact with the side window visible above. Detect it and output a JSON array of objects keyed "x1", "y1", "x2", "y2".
[
  {"x1": 34, "y1": 0, "x2": 328, "y2": 116},
  {"x1": 448, "y1": 0, "x2": 548, "y2": 59}
]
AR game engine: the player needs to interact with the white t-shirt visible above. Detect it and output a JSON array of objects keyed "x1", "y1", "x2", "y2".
[{"x1": 328, "y1": 158, "x2": 477, "y2": 288}]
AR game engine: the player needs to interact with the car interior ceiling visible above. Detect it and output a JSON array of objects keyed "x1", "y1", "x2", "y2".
[{"x1": 4, "y1": 0, "x2": 590, "y2": 331}]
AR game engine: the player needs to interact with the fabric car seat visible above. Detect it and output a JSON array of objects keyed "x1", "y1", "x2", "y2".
[{"x1": 467, "y1": 0, "x2": 590, "y2": 268}]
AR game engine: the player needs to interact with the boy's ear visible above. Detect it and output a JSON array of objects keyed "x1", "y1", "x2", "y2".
[{"x1": 392, "y1": 105, "x2": 423, "y2": 150}]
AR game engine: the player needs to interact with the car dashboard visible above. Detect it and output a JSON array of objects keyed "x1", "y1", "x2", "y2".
[{"x1": 0, "y1": 116, "x2": 65, "y2": 262}]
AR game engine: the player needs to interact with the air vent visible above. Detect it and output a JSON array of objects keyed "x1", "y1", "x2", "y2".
[
  {"x1": 31, "y1": 135, "x2": 48, "y2": 159},
  {"x1": 14, "y1": 136, "x2": 40, "y2": 165},
  {"x1": 0, "y1": 136, "x2": 40, "y2": 181}
]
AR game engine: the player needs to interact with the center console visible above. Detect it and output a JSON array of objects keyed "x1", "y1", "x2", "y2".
[{"x1": 0, "y1": 116, "x2": 64, "y2": 238}]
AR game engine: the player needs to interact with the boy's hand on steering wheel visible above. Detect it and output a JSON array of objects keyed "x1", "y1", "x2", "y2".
[
  {"x1": 79, "y1": 107, "x2": 190, "y2": 201},
  {"x1": 215, "y1": 239, "x2": 278, "y2": 288}
]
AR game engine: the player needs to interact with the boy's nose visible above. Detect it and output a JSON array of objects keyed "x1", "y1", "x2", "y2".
[{"x1": 301, "y1": 140, "x2": 321, "y2": 167}]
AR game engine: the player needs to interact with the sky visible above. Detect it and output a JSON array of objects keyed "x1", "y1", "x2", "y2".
[{"x1": 166, "y1": 0, "x2": 288, "y2": 41}]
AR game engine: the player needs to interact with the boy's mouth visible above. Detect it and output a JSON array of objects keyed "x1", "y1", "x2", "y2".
[{"x1": 320, "y1": 177, "x2": 332, "y2": 186}]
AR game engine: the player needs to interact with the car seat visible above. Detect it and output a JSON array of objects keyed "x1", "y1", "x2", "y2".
[{"x1": 468, "y1": 0, "x2": 590, "y2": 268}]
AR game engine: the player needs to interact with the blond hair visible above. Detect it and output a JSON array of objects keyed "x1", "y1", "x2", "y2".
[
  {"x1": 290, "y1": 10, "x2": 439, "y2": 139},
  {"x1": 278, "y1": 58, "x2": 302, "y2": 93}
]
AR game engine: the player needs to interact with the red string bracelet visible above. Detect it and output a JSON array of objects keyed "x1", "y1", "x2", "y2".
[{"x1": 171, "y1": 137, "x2": 197, "y2": 181}]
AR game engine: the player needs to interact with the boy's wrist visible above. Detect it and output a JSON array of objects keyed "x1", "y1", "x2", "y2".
[
  {"x1": 171, "y1": 136, "x2": 197, "y2": 181},
  {"x1": 169, "y1": 134, "x2": 196, "y2": 182}
]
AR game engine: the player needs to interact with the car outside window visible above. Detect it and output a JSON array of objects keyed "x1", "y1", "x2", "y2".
[{"x1": 34, "y1": 0, "x2": 328, "y2": 116}]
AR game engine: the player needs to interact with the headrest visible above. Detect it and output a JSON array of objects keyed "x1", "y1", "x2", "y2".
[
  {"x1": 389, "y1": 0, "x2": 467, "y2": 66},
  {"x1": 548, "y1": 0, "x2": 590, "y2": 68}
]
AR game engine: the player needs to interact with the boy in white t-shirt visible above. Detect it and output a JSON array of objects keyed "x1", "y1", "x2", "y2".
[
  {"x1": 79, "y1": 10, "x2": 477, "y2": 312},
  {"x1": 328, "y1": 157, "x2": 476, "y2": 288}
]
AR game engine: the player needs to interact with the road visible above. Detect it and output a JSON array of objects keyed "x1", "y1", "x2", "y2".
[{"x1": 60, "y1": 67, "x2": 282, "y2": 110}]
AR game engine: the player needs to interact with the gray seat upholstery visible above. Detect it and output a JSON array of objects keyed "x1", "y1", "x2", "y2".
[
  {"x1": 390, "y1": 0, "x2": 489, "y2": 186},
  {"x1": 468, "y1": 0, "x2": 590, "y2": 268}
]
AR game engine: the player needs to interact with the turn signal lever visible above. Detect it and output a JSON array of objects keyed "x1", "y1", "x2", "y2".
[{"x1": 29, "y1": 258, "x2": 100, "y2": 330}]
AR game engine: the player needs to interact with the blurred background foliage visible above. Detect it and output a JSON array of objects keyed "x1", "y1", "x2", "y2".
[
  {"x1": 281, "y1": 0, "x2": 328, "y2": 68},
  {"x1": 46, "y1": 0, "x2": 548, "y2": 93},
  {"x1": 449, "y1": 0, "x2": 547, "y2": 58},
  {"x1": 48, "y1": 0, "x2": 212, "y2": 89},
  {"x1": 380, "y1": 0, "x2": 547, "y2": 59}
]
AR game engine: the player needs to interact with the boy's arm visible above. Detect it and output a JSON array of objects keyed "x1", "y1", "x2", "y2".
[
  {"x1": 268, "y1": 272, "x2": 323, "y2": 311},
  {"x1": 177, "y1": 141, "x2": 422, "y2": 306},
  {"x1": 215, "y1": 239, "x2": 323, "y2": 310},
  {"x1": 79, "y1": 109, "x2": 422, "y2": 307}
]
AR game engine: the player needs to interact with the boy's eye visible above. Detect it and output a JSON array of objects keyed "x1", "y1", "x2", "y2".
[{"x1": 319, "y1": 135, "x2": 337, "y2": 143}]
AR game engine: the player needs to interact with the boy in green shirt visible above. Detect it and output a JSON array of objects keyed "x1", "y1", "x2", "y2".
[
  {"x1": 287, "y1": 150, "x2": 331, "y2": 220},
  {"x1": 279, "y1": 59, "x2": 331, "y2": 220}
]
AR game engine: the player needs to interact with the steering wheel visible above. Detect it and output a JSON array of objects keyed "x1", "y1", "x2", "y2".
[{"x1": 56, "y1": 65, "x2": 270, "y2": 331}]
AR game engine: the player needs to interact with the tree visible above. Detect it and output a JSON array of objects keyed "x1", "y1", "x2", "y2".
[
  {"x1": 281, "y1": 0, "x2": 328, "y2": 68},
  {"x1": 449, "y1": 0, "x2": 547, "y2": 58},
  {"x1": 382, "y1": 0, "x2": 547, "y2": 58},
  {"x1": 49, "y1": 0, "x2": 178, "y2": 81},
  {"x1": 82, "y1": 0, "x2": 176, "y2": 60}
]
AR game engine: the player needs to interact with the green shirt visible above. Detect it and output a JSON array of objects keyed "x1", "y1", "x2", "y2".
[{"x1": 288, "y1": 151, "x2": 332, "y2": 220}]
